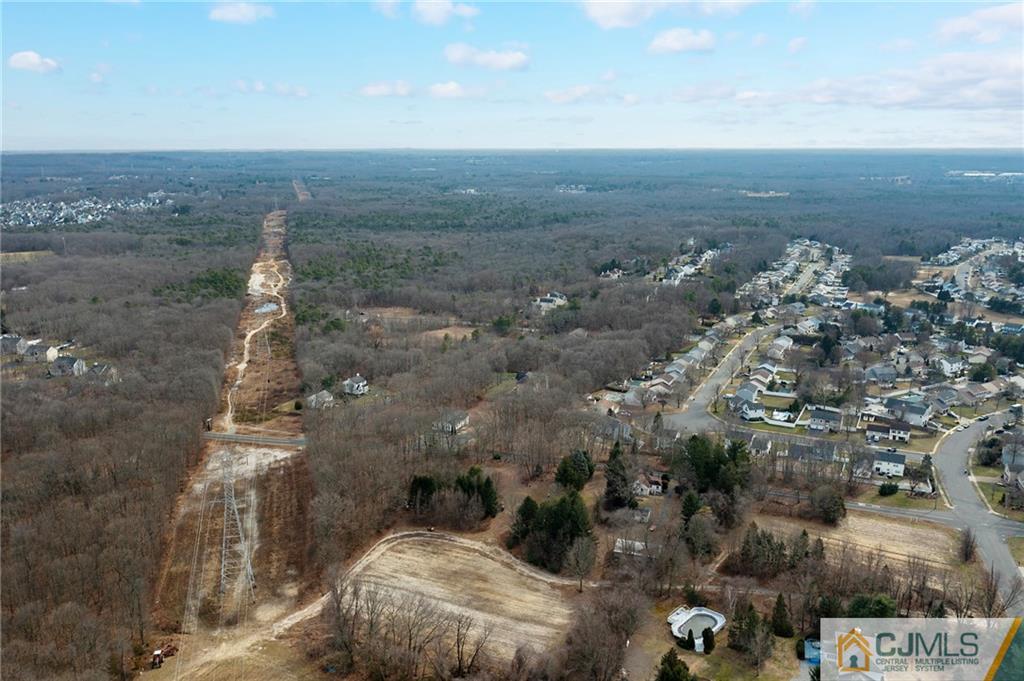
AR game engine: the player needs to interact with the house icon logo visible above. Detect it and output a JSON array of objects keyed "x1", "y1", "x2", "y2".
[{"x1": 837, "y1": 628, "x2": 872, "y2": 673}]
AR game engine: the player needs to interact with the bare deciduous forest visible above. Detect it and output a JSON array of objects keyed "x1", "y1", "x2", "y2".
[{"x1": 2, "y1": 150, "x2": 1022, "y2": 679}]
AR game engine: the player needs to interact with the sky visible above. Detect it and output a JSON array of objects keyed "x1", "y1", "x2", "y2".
[{"x1": 2, "y1": 1, "x2": 1022, "y2": 150}]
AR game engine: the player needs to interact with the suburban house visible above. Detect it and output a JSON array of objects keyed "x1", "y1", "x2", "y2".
[
  {"x1": 865, "y1": 363, "x2": 898, "y2": 387},
  {"x1": 25, "y1": 343, "x2": 58, "y2": 363},
  {"x1": 808, "y1": 406, "x2": 843, "y2": 433},
  {"x1": 632, "y1": 474, "x2": 666, "y2": 497},
  {"x1": 767, "y1": 335, "x2": 794, "y2": 361},
  {"x1": 87, "y1": 363, "x2": 120, "y2": 385},
  {"x1": 49, "y1": 356, "x2": 86, "y2": 377},
  {"x1": 1002, "y1": 444, "x2": 1024, "y2": 491},
  {"x1": 733, "y1": 398, "x2": 766, "y2": 421},
  {"x1": 306, "y1": 390, "x2": 334, "y2": 409},
  {"x1": 531, "y1": 291, "x2": 568, "y2": 314},
  {"x1": 787, "y1": 442, "x2": 838, "y2": 464},
  {"x1": 594, "y1": 415, "x2": 634, "y2": 444},
  {"x1": 968, "y1": 347, "x2": 994, "y2": 365},
  {"x1": 1, "y1": 334, "x2": 28, "y2": 356},
  {"x1": 873, "y1": 450, "x2": 907, "y2": 477},
  {"x1": 433, "y1": 409, "x2": 470, "y2": 434},
  {"x1": 341, "y1": 374, "x2": 369, "y2": 396},
  {"x1": 883, "y1": 397, "x2": 933, "y2": 427},
  {"x1": 933, "y1": 356, "x2": 965, "y2": 378},
  {"x1": 866, "y1": 417, "x2": 912, "y2": 443},
  {"x1": 749, "y1": 434, "x2": 773, "y2": 457}
]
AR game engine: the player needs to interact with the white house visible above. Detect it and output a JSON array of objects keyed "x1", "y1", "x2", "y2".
[
  {"x1": 341, "y1": 374, "x2": 369, "y2": 396},
  {"x1": 531, "y1": 291, "x2": 568, "y2": 314},
  {"x1": 808, "y1": 406, "x2": 843, "y2": 432},
  {"x1": 766, "y1": 335, "x2": 794, "y2": 361},
  {"x1": 306, "y1": 390, "x2": 334, "y2": 409},
  {"x1": 873, "y1": 451, "x2": 906, "y2": 477},
  {"x1": 433, "y1": 409, "x2": 470, "y2": 434}
]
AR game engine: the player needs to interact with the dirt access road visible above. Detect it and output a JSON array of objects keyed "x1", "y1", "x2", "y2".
[{"x1": 151, "y1": 211, "x2": 313, "y2": 680}]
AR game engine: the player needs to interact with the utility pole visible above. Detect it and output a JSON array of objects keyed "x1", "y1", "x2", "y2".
[{"x1": 218, "y1": 454, "x2": 256, "y2": 606}]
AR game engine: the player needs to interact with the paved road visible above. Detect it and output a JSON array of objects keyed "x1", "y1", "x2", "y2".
[
  {"x1": 665, "y1": 326, "x2": 1024, "y2": 614},
  {"x1": 203, "y1": 431, "x2": 305, "y2": 447},
  {"x1": 664, "y1": 324, "x2": 778, "y2": 434},
  {"x1": 931, "y1": 412, "x2": 1024, "y2": 613}
]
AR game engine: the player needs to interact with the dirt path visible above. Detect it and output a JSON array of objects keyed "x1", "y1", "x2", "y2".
[
  {"x1": 221, "y1": 255, "x2": 290, "y2": 433},
  {"x1": 152, "y1": 211, "x2": 312, "y2": 680}
]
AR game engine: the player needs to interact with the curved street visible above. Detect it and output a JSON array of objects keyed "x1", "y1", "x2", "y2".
[{"x1": 665, "y1": 326, "x2": 1024, "y2": 615}]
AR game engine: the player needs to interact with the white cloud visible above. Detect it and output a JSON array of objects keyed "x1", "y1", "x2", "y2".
[
  {"x1": 649, "y1": 28, "x2": 716, "y2": 54},
  {"x1": 7, "y1": 50, "x2": 60, "y2": 73},
  {"x1": 443, "y1": 43, "x2": 529, "y2": 70},
  {"x1": 788, "y1": 36, "x2": 808, "y2": 53},
  {"x1": 429, "y1": 80, "x2": 467, "y2": 98},
  {"x1": 273, "y1": 82, "x2": 309, "y2": 98},
  {"x1": 545, "y1": 84, "x2": 599, "y2": 104},
  {"x1": 621, "y1": 93, "x2": 640, "y2": 106},
  {"x1": 209, "y1": 2, "x2": 274, "y2": 24},
  {"x1": 938, "y1": 3, "x2": 1022, "y2": 44},
  {"x1": 89, "y1": 71, "x2": 105, "y2": 84},
  {"x1": 801, "y1": 51, "x2": 1022, "y2": 110},
  {"x1": 233, "y1": 78, "x2": 250, "y2": 93},
  {"x1": 581, "y1": 1, "x2": 665, "y2": 29},
  {"x1": 699, "y1": 1, "x2": 758, "y2": 16},
  {"x1": 360, "y1": 80, "x2": 413, "y2": 97},
  {"x1": 412, "y1": 0, "x2": 479, "y2": 26},
  {"x1": 581, "y1": 1, "x2": 755, "y2": 28},
  {"x1": 372, "y1": 0, "x2": 401, "y2": 18},
  {"x1": 789, "y1": 0, "x2": 815, "y2": 18},
  {"x1": 601, "y1": 70, "x2": 618, "y2": 82},
  {"x1": 751, "y1": 32, "x2": 768, "y2": 47}
]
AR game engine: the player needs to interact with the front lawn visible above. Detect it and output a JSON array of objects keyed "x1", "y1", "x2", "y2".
[
  {"x1": 1009, "y1": 536, "x2": 1024, "y2": 566},
  {"x1": 977, "y1": 481, "x2": 1024, "y2": 522},
  {"x1": 853, "y1": 486, "x2": 940, "y2": 511},
  {"x1": 679, "y1": 637, "x2": 800, "y2": 681}
]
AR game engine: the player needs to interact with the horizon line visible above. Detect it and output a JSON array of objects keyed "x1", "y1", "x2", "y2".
[{"x1": 2, "y1": 146, "x2": 1022, "y2": 155}]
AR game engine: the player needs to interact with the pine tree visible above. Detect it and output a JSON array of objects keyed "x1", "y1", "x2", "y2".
[
  {"x1": 681, "y1": 491, "x2": 702, "y2": 525},
  {"x1": 653, "y1": 410, "x2": 664, "y2": 432},
  {"x1": 480, "y1": 477, "x2": 499, "y2": 518},
  {"x1": 655, "y1": 649, "x2": 693, "y2": 681},
  {"x1": 701, "y1": 627, "x2": 716, "y2": 654},
  {"x1": 507, "y1": 496, "x2": 538, "y2": 547},
  {"x1": 771, "y1": 593, "x2": 794, "y2": 638},
  {"x1": 603, "y1": 441, "x2": 635, "y2": 510},
  {"x1": 685, "y1": 629, "x2": 696, "y2": 651}
]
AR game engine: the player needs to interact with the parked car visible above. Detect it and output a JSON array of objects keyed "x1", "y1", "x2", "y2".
[{"x1": 979, "y1": 415, "x2": 990, "y2": 421}]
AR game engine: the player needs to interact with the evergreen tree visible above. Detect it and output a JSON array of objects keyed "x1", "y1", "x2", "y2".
[
  {"x1": 683, "y1": 629, "x2": 696, "y2": 651},
  {"x1": 655, "y1": 649, "x2": 693, "y2": 681},
  {"x1": 604, "y1": 441, "x2": 635, "y2": 510},
  {"x1": 507, "y1": 496, "x2": 538, "y2": 548},
  {"x1": 653, "y1": 410, "x2": 664, "y2": 432},
  {"x1": 847, "y1": 594, "x2": 896, "y2": 618},
  {"x1": 556, "y1": 450, "x2": 595, "y2": 491},
  {"x1": 771, "y1": 593, "x2": 794, "y2": 638},
  {"x1": 701, "y1": 627, "x2": 716, "y2": 654},
  {"x1": 480, "y1": 477, "x2": 499, "y2": 518},
  {"x1": 681, "y1": 491, "x2": 702, "y2": 525}
]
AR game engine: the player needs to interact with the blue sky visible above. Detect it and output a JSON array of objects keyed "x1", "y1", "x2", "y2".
[{"x1": 2, "y1": 1, "x2": 1022, "y2": 150}]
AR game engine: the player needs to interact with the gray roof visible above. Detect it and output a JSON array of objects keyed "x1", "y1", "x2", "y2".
[
  {"x1": 788, "y1": 442, "x2": 836, "y2": 462},
  {"x1": 875, "y1": 450, "x2": 906, "y2": 465},
  {"x1": 810, "y1": 408, "x2": 842, "y2": 423}
]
